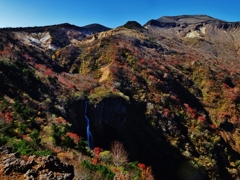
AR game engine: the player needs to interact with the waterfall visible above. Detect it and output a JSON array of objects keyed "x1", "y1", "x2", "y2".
[{"x1": 84, "y1": 100, "x2": 94, "y2": 149}]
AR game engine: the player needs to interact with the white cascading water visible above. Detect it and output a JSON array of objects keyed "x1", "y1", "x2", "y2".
[{"x1": 84, "y1": 100, "x2": 94, "y2": 149}]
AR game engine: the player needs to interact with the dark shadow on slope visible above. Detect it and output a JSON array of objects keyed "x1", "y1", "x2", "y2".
[
  {"x1": 0, "y1": 59, "x2": 52, "y2": 101},
  {"x1": 220, "y1": 121, "x2": 234, "y2": 132},
  {"x1": 168, "y1": 78, "x2": 214, "y2": 125},
  {"x1": 122, "y1": 98, "x2": 209, "y2": 180},
  {"x1": 214, "y1": 137, "x2": 240, "y2": 180}
]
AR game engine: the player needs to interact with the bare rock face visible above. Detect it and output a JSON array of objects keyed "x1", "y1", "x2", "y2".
[
  {"x1": 89, "y1": 97, "x2": 128, "y2": 132},
  {"x1": 0, "y1": 147, "x2": 74, "y2": 180}
]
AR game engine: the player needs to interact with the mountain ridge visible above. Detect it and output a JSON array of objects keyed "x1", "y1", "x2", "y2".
[
  {"x1": 157, "y1": 15, "x2": 226, "y2": 23},
  {"x1": 145, "y1": 15, "x2": 240, "y2": 30},
  {"x1": 0, "y1": 22, "x2": 111, "y2": 32}
]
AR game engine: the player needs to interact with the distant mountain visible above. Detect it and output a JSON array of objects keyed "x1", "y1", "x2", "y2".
[
  {"x1": 157, "y1": 15, "x2": 226, "y2": 23},
  {"x1": 82, "y1": 23, "x2": 111, "y2": 33},
  {"x1": 145, "y1": 14, "x2": 240, "y2": 28},
  {"x1": 0, "y1": 15, "x2": 240, "y2": 180},
  {"x1": 0, "y1": 23, "x2": 110, "y2": 50}
]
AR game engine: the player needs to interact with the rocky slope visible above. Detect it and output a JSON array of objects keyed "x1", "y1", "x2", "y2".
[
  {"x1": 0, "y1": 147, "x2": 74, "y2": 180},
  {"x1": 0, "y1": 15, "x2": 240, "y2": 179}
]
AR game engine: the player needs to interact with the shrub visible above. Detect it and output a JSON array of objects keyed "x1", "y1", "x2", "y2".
[
  {"x1": 100, "y1": 150, "x2": 112, "y2": 164},
  {"x1": 52, "y1": 123, "x2": 88, "y2": 150},
  {"x1": 34, "y1": 149, "x2": 52, "y2": 156},
  {"x1": 62, "y1": 135, "x2": 75, "y2": 148},
  {"x1": 12, "y1": 139, "x2": 34, "y2": 155},
  {"x1": 0, "y1": 134, "x2": 8, "y2": 145},
  {"x1": 13, "y1": 100, "x2": 34, "y2": 120},
  {"x1": 93, "y1": 147, "x2": 102, "y2": 156},
  {"x1": 12, "y1": 138, "x2": 51, "y2": 156},
  {"x1": 66, "y1": 132, "x2": 80, "y2": 144},
  {"x1": 0, "y1": 120, "x2": 15, "y2": 137},
  {"x1": 19, "y1": 123, "x2": 28, "y2": 134},
  {"x1": 52, "y1": 123, "x2": 73, "y2": 147},
  {"x1": 81, "y1": 160, "x2": 115, "y2": 180},
  {"x1": 52, "y1": 123, "x2": 65, "y2": 146},
  {"x1": 138, "y1": 163, "x2": 147, "y2": 170},
  {"x1": 30, "y1": 129, "x2": 40, "y2": 146},
  {"x1": 77, "y1": 138, "x2": 89, "y2": 155}
]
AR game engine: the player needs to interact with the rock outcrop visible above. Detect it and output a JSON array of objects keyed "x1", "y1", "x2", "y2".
[{"x1": 0, "y1": 147, "x2": 74, "y2": 180}]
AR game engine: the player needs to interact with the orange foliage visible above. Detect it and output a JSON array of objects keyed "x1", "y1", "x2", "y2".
[
  {"x1": 92, "y1": 157, "x2": 98, "y2": 165},
  {"x1": 56, "y1": 117, "x2": 67, "y2": 124},
  {"x1": 66, "y1": 132, "x2": 80, "y2": 144}
]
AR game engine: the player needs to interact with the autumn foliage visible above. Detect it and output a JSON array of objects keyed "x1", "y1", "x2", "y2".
[
  {"x1": 66, "y1": 132, "x2": 80, "y2": 144},
  {"x1": 0, "y1": 111, "x2": 13, "y2": 123}
]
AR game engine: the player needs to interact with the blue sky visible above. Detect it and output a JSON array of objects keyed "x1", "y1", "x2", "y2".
[{"x1": 0, "y1": 0, "x2": 240, "y2": 28}]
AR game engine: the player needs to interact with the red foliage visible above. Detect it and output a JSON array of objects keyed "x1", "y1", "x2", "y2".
[
  {"x1": 198, "y1": 116, "x2": 206, "y2": 122},
  {"x1": 131, "y1": 75, "x2": 138, "y2": 82},
  {"x1": 44, "y1": 68, "x2": 53, "y2": 76},
  {"x1": 66, "y1": 132, "x2": 80, "y2": 144},
  {"x1": 113, "y1": 168, "x2": 120, "y2": 173},
  {"x1": 163, "y1": 108, "x2": 170, "y2": 117},
  {"x1": 23, "y1": 53, "x2": 33, "y2": 61},
  {"x1": 93, "y1": 147, "x2": 102, "y2": 155},
  {"x1": 0, "y1": 111, "x2": 13, "y2": 123},
  {"x1": 223, "y1": 83, "x2": 229, "y2": 88},
  {"x1": 69, "y1": 84, "x2": 75, "y2": 89},
  {"x1": 34, "y1": 64, "x2": 47, "y2": 71},
  {"x1": 139, "y1": 59, "x2": 146, "y2": 64},
  {"x1": 4, "y1": 112, "x2": 13, "y2": 123},
  {"x1": 211, "y1": 124, "x2": 217, "y2": 129},
  {"x1": 148, "y1": 75, "x2": 155, "y2": 81},
  {"x1": 138, "y1": 163, "x2": 147, "y2": 170},
  {"x1": 56, "y1": 117, "x2": 67, "y2": 124},
  {"x1": 190, "y1": 113, "x2": 196, "y2": 119},
  {"x1": 184, "y1": 103, "x2": 197, "y2": 118},
  {"x1": 90, "y1": 89, "x2": 94, "y2": 93},
  {"x1": 170, "y1": 94, "x2": 179, "y2": 101}
]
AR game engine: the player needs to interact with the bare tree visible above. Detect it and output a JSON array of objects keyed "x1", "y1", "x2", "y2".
[{"x1": 111, "y1": 141, "x2": 128, "y2": 167}]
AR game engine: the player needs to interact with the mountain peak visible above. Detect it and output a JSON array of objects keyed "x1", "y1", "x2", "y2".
[
  {"x1": 157, "y1": 15, "x2": 226, "y2": 24},
  {"x1": 82, "y1": 23, "x2": 111, "y2": 33}
]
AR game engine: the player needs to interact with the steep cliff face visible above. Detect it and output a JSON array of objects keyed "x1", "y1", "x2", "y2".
[{"x1": 66, "y1": 97, "x2": 128, "y2": 147}]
